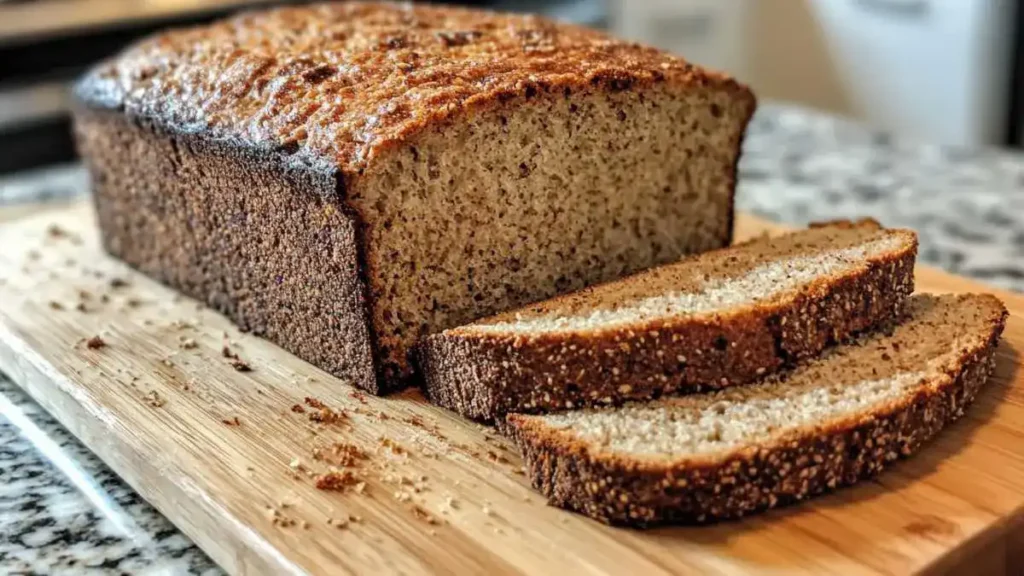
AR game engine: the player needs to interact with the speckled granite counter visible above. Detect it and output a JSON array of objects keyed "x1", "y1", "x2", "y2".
[{"x1": 1, "y1": 104, "x2": 1022, "y2": 574}]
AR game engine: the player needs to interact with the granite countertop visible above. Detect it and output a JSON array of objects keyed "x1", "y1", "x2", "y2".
[{"x1": 1, "y1": 103, "x2": 1022, "y2": 574}]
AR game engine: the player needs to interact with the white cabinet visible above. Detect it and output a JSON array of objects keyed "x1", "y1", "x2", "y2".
[{"x1": 608, "y1": 0, "x2": 1016, "y2": 146}]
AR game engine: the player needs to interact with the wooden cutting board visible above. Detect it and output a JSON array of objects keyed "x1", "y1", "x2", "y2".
[{"x1": 0, "y1": 202, "x2": 1021, "y2": 576}]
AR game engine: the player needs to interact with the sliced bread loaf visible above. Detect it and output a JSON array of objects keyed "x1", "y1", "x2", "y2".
[
  {"x1": 74, "y1": 3, "x2": 755, "y2": 393},
  {"x1": 418, "y1": 220, "x2": 917, "y2": 420},
  {"x1": 505, "y1": 293, "x2": 1008, "y2": 526}
]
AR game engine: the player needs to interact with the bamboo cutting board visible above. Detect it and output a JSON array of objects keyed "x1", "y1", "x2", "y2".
[{"x1": 0, "y1": 203, "x2": 1021, "y2": 576}]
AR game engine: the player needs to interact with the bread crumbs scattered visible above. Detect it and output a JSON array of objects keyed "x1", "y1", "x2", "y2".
[
  {"x1": 327, "y1": 517, "x2": 350, "y2": 529},
  {"x1": 315, "y1": 470, "x2": 360, "y2": 492},
  {"x1": 348, "y1": 390, "x2": 368, "y2": 404},
  {"x1": 379, "y1": 437, "x2": 407, "y2": 455},
  {"x1": 48, "y1": 301, "x2": 63, "y2": 311},
  {"x1": 304, "y1": 397, "x2": 345, "y2": 424},
  {"x1": 161, "y1": 358, "x2": 174, "y2": 367},
  {"x1": 394, "y1": 491, "x2": 411, "y2": 502},
  {"x1": 222, "y1": 416, "x2": 241, "y2": 426},
  {"x1": 109, "y1": 277, "x2": 129, "y2": 289},
  {"x1": 267, "y1": 507, "x2": 297, "y2": 528},
  {"x1": 411, "y1": 505, "x2": 439, "y2": 525},
  {"x1": 179, "y1": 337, "x2": 198, "y2": 349},
  {"x1": 291, "y1": 403, "x2": 306, "y2": 414},
  {"x1": 143, "y1": 391, "x2": 166, "y2": 408},
  {"x1": 77, "y1": 289, "x2": 91, "y2": 301},
  {"x1": 445, "y1": 496, "x2": 459, "y2": 510},
  {"x1": 221, "y1": 345, "x2": 252, "y2": 371},
  {"x1": 75, "y1": 302, "x2": 87, "y2": 313},
  {"x1": 325, "y1": 442, "x2": 366, "y2": 467},
  {"x1": 85, "y1": 335, "x2": 106, "y2": 349}
]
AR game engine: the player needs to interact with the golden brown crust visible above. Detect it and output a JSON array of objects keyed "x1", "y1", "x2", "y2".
[
  {"x1": 73, "y1": 1, "x2": 753, "y2": 179},
  {"x1": 504, "y1": 295, "x2": 1007, "y2": 526},
  {"x1": 418, "y1": 226, "x2": 918, "y2": 421}
]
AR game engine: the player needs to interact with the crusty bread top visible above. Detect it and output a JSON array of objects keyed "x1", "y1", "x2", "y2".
[
  {"x1": 456, "y1": 219, "x2": 916, "y2": 335},
  {"x1": 508, "y1": 293, "x2": 1007, "y2": 465},
  {"x1": 73, "y1": 2, "x2": 752, "y2": 176}
]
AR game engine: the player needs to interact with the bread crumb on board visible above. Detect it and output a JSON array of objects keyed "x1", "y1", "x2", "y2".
[
  {"x1": 48, "y1": 301, "x2": 63, "y2": 311},
  {"x1": 222, "y1": 416, "x2": 242, "y2": 426},
  {"x1": 85, "y1": 335, "x2": 106, "y2": 349},
  {"x1": 379, "y1": 437, "x2": 407, "y2": 455},
  {"x1": 143, "y1": 390, "x2": 166, "y2": 408},
  {"x1": 412, "y1": 505, "x2": 439, "y2": 525},
  {"x1": 222, "y1": 343, "x2": 252, "y2": 371},
  {"x1": 304, "y1": 397, "x2": 346, "y2": 424},
  {"x1": 315, "y1": 470, "x2": 361, "y2": 492},
  {"x1": 313, "y1": 442, "x2": 368, "y2": 468}
]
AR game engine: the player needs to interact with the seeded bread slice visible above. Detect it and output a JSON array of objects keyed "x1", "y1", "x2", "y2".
[
  {"x1": 504, "y1": 293, "x2": 1008, "y2": 526},
  {"x1": 418, "y1": 220, "x2": 917, "y2": 420}
]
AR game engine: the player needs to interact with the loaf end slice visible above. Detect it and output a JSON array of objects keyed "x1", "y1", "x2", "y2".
[
  {"x1": 505, "y1": 293, "x2": 1008, "y2": 526},
  {"x1": 419, "y1": 220, "x2": 917, "y2": 420}
]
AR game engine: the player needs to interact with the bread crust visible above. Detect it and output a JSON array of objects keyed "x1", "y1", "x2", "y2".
[
  {"x1": 504, "y1": 295, "x2": 1007, "y2": 526},
  {"x1": 72, "y1": 2, "x2": 753, "y2": 177},
  {"x1": 73, "y1": 107, "x2": 382, "y2": 390},
  {"x1": 419, "y1": 229, "x2": 918, "y2": 420}
]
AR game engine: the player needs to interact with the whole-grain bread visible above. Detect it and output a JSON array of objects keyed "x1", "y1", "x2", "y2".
[
  {"x1": 504, "y1": 293, "x2": 1008, "y2": 526},
  {"x1": 71, "y1": 2, "x2": 756, "y2": 393},
  {"x1": 418, "y1": 220, "x2": 917, "y2": 420}
]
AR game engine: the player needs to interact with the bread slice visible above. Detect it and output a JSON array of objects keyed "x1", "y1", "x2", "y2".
[
  {"x1": 504, "y1": 293, "x2": 1008, "y2": 526},
  {"x1": 418, "y1": 220, "x2": 917, "y2": 420}
]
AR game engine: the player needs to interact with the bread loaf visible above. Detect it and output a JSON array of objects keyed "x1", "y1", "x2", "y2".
[
  {"x1": 72, "y1": 2, "x2": 756, "y2": 393},
  {"x1": 419, "y1": 220, "x2": 917, "y2": 420}
]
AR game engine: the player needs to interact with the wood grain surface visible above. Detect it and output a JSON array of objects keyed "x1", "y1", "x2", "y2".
[{"x1": 0, "y1": 203, "x2": 1020, "y2": 576}]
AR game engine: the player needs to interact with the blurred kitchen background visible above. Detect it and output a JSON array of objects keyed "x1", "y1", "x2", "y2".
[{"x1": 0, "y1": 0, "x2": 1021, "y2": 174}]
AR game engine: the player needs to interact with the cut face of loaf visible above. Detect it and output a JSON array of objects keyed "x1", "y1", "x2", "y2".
[
  {"x1": 505, "y1": 293, "x2": 1008, "y2": 526},
  {"x1": 419, "y1": 220, "x2": 918, "y2": 420},
  {"x1": 72, "y1": 2, "x2": 756, "y2": 393}
]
